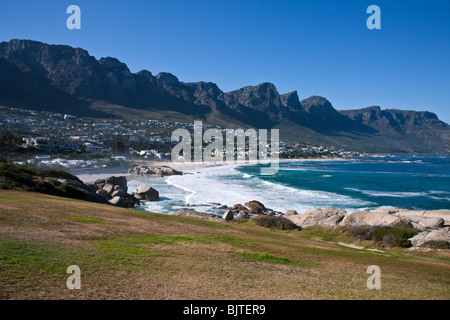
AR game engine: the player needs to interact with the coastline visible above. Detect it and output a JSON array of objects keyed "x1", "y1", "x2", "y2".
[
  {"x1": 74, "y1": 157, "x2": 346, "y2": 183},
  {"x1": 74, "y1": 156, "x2": 449, "y2": 217}
]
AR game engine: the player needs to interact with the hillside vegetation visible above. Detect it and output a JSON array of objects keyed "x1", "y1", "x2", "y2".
[{"x1": 0, "y1": 190, "x2": 449, "y2": 299}]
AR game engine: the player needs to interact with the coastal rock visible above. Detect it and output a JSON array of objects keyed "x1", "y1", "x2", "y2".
[
  {"x1": 287, "y1": 207, "x2": 346, "y2": 228},
  {"x1": 394, "y1": 210, "x2": 450, "y2": 226},
  {"x1": 234, "y1": 210, "x2": 250, "y2": 222},
  {"x1": 102, "y1": 183, "x2": 115, "y2": 195},
  {"x1": 340, "y1": 211, "x2": 402, "y2": 228},
  {"x1": 408, "y1": 230, "x2": 450, "y2": 247},
  {"x1": 111, "y1": 186, "x2": 127, "y2": 198},
  {"x1": 96, "y1": 176, "x2": 128, "y2": 193},
  {"x1": 136, "y1": 183, "x2": 151, "y2": 194},
  {"x1": 96, "y1": 189, "x2": 109, "y2": 199},
  {"x1": 128, "y1": 165, "x2": 182, "y2": 176},
  {"x1": 93, "y1": 176, "x2": 158, "y2": 207},
  {"x1": 112, "y1": 176, "x2": 128, "y2": 192},
  {"x1": 109, "y1": 196, "x2": 123, "y2": 206},
  {"x1": 370, "y1": 208, "x2": 404, "y2": 215},
  {"x1": 134, "y1": 183, "x2": 159, "y2": 201},
  {"x1": 284, "y1": 210, "x2": 298, "y2": 216},
  {"x1": 233, "y1": 204, "x2": 248, "y2": 212},
  {"x1": 244, "y1": 200, "x2": 266, "y2": 214},
  {"x1": 223, "y1": 209, "x2": 234, "y2": 221},
  {"x1": 121, "y1": 194, "x2": 141, "y2": 208},
  {"x1": 418, "y1": 217, "x2": 445, "y2": 229}
]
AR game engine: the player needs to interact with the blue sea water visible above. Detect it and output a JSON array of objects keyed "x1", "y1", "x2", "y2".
[
  {"x1": 238, "y1": 155, "x2": 450, "y2": 211},
  {"x1": 132, "y1": 155, "x2": 450, "y2": 215}
]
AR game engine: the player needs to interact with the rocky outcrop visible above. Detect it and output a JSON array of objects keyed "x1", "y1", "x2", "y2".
[
  {"x1": 91, "y1": 176, "x2": 158, "y2": 208},
  {"x1": 282, "y1": 207, "x2": 450, "y2": 249},
  {"x1": 392, "y1": 210, "x2": 450, "y2": 227},
  {"x1": 234, "y1": 210, "x2": 250, "y2": 222},
  {"x1": 340, "y1": 211, "x2": 403, "y2": 228},
  {"x1": 244, "y1": 200, "x2": 266, "y2": 214},
  {"x1": 222, "y1": 209, "x2": 235, "y2": 221},
  {"x1": 286, "y1": 207, "x2": 346, "y2": 228},
  {"x1": 284, "y1": 210, "x2": 298, "y2": 216},
  {"x1": 127, "y1": 165, "x2": 182, "y2": 176},
  {"x1": 232, "y1": 204, "x2": 249, "y2": 212},
  {"x1": 408, "y1": 229, "x2": 450, "y2": 247},
  {"x1": 134, "y1": 183, "x2": 159, "y2": 201}
]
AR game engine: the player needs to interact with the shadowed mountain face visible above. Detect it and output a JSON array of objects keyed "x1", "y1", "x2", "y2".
[{"x1": 0, "y1": 39, "x2": 449, "y2": 153}]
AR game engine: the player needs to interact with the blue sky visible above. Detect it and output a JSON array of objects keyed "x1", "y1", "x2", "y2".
[{"x1": 1, "y1": 0, "x2": 449, "y2": 123}]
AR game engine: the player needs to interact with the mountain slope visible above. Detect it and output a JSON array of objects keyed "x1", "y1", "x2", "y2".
[{"x1": 0, "y1": 39, "x2": 448, "y2": 153}]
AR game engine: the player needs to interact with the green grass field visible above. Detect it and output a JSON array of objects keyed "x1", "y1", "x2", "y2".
[{"x1": 0, "y1": 190, "x2": 449, "y2": 300}]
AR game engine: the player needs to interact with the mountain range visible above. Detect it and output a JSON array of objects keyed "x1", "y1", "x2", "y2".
[{"x1": 0, "y1": 39, "x2": 448, "y2": 153}]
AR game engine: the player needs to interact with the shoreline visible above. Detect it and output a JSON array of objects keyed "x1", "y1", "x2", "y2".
[
  {"x1": 74, "y1": 157, "x2": 449, "y2": 217},
  {"x1": 74, "y1": 157, "x2": 347, "y2": 183},
  {"x1": 74, "y1": 158, "x2": 355, "y2": 183}
]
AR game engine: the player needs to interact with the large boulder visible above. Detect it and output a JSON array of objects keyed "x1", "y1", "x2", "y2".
[
  {"x1": 109, "y1": 196, "x2": 123, "y2": 206},
  {"x1": 96, "y1": 189, "x2": 109, "y2": 199},
  {"x1": 112, "y1": 176, "x2": 128, "y2": 193},
  {"x1": 102, "y1": 183, "x2": 115, "y2": 195},
  {"x1": 340, "y1": 211, "x2": 403, "y2": 228},
  {"x1": 96, "y1": 176, "x2": 128, "y2": 193},
  {"x1": 287, "y1": 207, "x2": 346, "y2": 228},
  {"x1": 284, "y1": 210, "x2": 298, "y2": 216},
  {"x1": 244, "y1": 200, "x2": 266, "y2": 214},
  {"x1": 129, "y1": 165, "x2": 182, "y2": 176},
  {"x1": 234, "y1": 210, "x2": 250, "y2": 222},
  {"x1": 394, "y1": 210, "x2": 450, "y2": 227},
  {"x1": 232, "y1": 204, "x2": 248, "y2": 212},
  {"x1": 222, "y1": 209, "x2": 234, "y2": 221},
  {"x1": 134, "y1": 183, "x2": 159, "y2": 201},
  {"x1": 418, "y1": 217, "x2": 445, "y2": 229},
  {"x1": 161, "y1": 166, "x2": 182, "y2": 176},
  {"x1": 408, "y1": 229, "x2": 450, "y2": 247}
]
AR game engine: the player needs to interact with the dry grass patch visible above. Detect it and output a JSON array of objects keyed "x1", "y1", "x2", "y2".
[{"x1": 1, "y1": 190, "x2": 449, "y2": 300}]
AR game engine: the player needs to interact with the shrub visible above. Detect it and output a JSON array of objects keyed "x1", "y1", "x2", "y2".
[
  {"x1": 421, "y1": 240, "x2": 450, "y2": 249},
  {"x1": 252, "y1": 215, "x2": 297, "y2": 230},
  {"x1": 57, "y1": 184, "x2": 84, "y2": 199},
  {"x1": 346, "y1": 222, "x2": 420, "y2": 248}
]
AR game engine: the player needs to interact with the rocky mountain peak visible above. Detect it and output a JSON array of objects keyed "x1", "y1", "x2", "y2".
[
  {"x1": 155, "y1": 72, "x2": 179, "y2": 85},
  {"x1": 99, "y1": 57, "x2": 131, "y2": 74},
  {"x1": 301, "y1": 96, "x2": 336, "y2": 114},
  {"x1": 280, "y1": 91, "x2": 302, "y2": 110},
  {"x1": 0, "y1": 39, "x2": 448, "y2": 153}
]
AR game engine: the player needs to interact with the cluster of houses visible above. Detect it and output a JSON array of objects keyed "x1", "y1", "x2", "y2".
[{"x1": 2, "y1": 106, "x2": 370, "y2": 169}]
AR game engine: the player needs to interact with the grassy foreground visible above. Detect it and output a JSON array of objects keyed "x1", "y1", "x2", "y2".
[{"x1": 0, "y1": 190, "x2": 449, "y2": 300}]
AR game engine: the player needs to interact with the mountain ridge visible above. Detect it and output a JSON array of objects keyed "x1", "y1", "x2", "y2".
[{"x1": 0, "y1": 39, "x2": 448, "y2": 153}]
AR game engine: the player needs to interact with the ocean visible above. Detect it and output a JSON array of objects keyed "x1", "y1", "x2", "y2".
[{"x1": 130, "y1": 155, "x2": 450, "y2": 215}]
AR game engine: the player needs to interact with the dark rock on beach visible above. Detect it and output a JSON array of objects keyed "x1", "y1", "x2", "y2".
[
  {"x1": 134, "y1": 183, "x2": 160, "y2": 201},
  {"x1": 128, "y1": 165, "x2": 182, "y2": 176}
]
